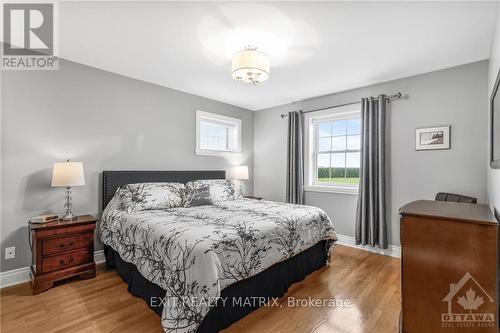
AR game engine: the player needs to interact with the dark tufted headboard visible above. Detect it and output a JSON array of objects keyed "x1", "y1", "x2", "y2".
[{"x1": 101, "y1": 170, "x2": 225, "y2": 210}]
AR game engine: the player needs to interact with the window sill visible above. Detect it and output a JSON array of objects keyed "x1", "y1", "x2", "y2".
[
  {"x1": 304, "y1": 185, "x2": 359, "y2": 195},
  {"x1": 195, "y1": 149, "x2": 242, "y2": 158}
]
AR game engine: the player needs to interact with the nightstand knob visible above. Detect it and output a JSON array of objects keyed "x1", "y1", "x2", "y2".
[
  {"x1": 59, "y1": 241, "x2": 74, "y2": 248},
  {"x1": 59, "y1": 257, "x2": 74, "y2": 265}
]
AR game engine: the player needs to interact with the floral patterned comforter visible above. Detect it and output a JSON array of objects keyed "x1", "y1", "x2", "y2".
[{"x1": 100, "y1": 198, "x2": 337, "y2": 333}]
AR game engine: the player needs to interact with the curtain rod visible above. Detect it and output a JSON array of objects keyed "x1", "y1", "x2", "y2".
[{"x1": 280, "y1": 92, "x2": 403, "y2": 118}]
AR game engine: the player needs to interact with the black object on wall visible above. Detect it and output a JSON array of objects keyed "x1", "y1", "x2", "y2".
[{"x1": 490, "y1": 65, "x2": 500, "y2": 168}]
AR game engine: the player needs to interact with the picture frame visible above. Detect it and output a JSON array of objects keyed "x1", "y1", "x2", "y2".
[
  {"x1": 415, "y1": 126, "x2": 450, "y2": 151},
  {"x1": 490, "y1": 65, "x2": 500, "y2": 168}
]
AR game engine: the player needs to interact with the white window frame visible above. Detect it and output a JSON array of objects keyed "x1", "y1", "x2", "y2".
[
  {"x1": 195, "y1": 110, "x2": 242, "y2": 157},
  {"x1": 304, "y1": 103, "x2": 361, "y2": 195}
]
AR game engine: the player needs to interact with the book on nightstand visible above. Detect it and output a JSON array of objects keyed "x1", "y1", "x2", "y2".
[{"x1": 30, "y1": 214, "x2": 59, "y2": 224}]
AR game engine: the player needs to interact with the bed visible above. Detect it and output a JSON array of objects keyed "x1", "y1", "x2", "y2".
[{"x1": 100, "y1": 170, "x2": 337, "y2": 333}]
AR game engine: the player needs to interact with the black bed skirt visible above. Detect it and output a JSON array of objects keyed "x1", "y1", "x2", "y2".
[{"x1": 104, "y1": 240, "x2": 332, "y2": 333}]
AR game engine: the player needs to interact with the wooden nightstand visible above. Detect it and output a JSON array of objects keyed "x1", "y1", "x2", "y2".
[
  {"x1": 29, "y1": 215, "x2": 97, "y2": 294},
  {"x1": 244, "y1": 195, "x2": 263, "y2": 200}
]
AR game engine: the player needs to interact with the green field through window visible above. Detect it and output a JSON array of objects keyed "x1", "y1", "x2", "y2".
[{"x1": 317, "y1": 177, "x2": 359, "y2": 185}]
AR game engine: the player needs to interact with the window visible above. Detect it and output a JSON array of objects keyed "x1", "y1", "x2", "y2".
[
  {"x1": 305, "y1": 104, "x2": 361, "y2": 194},
  {"x1": 195, "y1": 111, "x2": 241, "y2": 157}
]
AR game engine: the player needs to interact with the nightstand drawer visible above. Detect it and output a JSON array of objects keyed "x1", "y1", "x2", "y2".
[
  {"x1": 42, "y1": 250, "x2": 90, "y2": 273},
  {"x1": 43, "y1": 234, "x2": 90, "y2": 256}
]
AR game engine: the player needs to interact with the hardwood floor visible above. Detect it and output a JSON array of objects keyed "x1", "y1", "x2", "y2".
[{"x1": 0, "y1": 245, "x2": 401, "y2": 333}]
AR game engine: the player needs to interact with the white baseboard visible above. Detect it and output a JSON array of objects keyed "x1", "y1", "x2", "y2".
[
  {"x1": 0, "y1": 250, "x2": 106, "y2": 289},
  {"x1": 94, "y1": 249, "x2": 106, "y2": 264},
  {"x1": 0, "y1": 267, "x2": 31, "y2": 289},
  {"x1": 335, "y1": 234, "x2": 401, "y2": 258}
]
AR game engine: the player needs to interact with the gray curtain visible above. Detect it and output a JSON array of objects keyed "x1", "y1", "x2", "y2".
[
  {"x1": 355, "y1": 96, "x2": 388, "y2": 248},
  {"x1": 286, "y1": 111, "x2": 304, "y2": 204}
]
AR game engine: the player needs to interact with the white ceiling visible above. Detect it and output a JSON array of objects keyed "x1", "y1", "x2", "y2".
[{"x1": 56, "y1": 1, "x2": 497, "y2": 110}]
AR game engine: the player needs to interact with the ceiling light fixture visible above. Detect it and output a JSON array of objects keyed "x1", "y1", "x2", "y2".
[{"x1": 231, "y1": 46, "x2": 270, "y2": 84}]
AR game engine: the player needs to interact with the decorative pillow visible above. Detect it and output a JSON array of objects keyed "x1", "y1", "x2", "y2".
[
  {"x1": 185, "y1": 180, "x2": 243, "y2": 206},
  {"x1": 117, "y1": 182, "x2": 186, "y2": 211},
  {"x1": 103, "y1": 187, "x2": 124, "y2": 213}
]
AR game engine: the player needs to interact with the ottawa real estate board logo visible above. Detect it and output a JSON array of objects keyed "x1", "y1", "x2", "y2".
[
  {"x1": 441, "y1": 272, "x2": 495, "y2": 328},
  {"x1": 2, "y1": 2, "x2": 58, "y2": 70}
]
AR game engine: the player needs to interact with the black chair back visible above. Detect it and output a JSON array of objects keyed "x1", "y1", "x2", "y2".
[{"x1": 435, "y1": 192, "x2": 477, "y2": 204}]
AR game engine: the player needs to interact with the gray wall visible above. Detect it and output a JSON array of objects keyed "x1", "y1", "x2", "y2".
[
  {"x1": 254, "y1": 61, "x2": 489, "y2": 246},
  {"x1": 1, "y1": 59, "x2": 254, "y2": 272},
  {"x1": 488, "y1": 7, "x2": 500, "y2": 216}
]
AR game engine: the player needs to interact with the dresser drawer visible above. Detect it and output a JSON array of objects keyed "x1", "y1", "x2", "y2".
[
  {"x1": 42, "y1": 250, "x2": 90, "y2": 273},
  {"x1": 43, "y1": 234, "x2": 90, "y2": 256}
]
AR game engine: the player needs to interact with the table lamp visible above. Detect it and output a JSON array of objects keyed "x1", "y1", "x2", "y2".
[
  {"x1": 51, "y1": 160, "x2": 85, "y2": 220},
  {"x1": 227, "y1": 165, "x2": 249, "y2": 181}
]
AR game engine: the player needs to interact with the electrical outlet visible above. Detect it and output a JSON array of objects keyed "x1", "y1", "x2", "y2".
[{"x1": 5, "y1": 246, "x2": 15, "y2": 260}]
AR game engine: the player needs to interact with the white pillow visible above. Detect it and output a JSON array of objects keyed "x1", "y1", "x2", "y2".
[
  {"x1": 117, "y1": 182, "x2": 186, "y2": 211},
  {"x1": 185, "y1": 180, "x2": 243, "y2": 206}
]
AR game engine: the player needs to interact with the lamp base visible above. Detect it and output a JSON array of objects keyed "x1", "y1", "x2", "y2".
[
  {"x1": 61, "y1": 186, "x2": 76, "y2": 221},
  {"x1": 61, "y1": 213, "x2": 76, "y2": 221}
]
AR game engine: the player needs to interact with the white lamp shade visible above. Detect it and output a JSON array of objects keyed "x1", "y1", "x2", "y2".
[
  {"x1": 232, "y1": 48, "x2": 270, "y2": 84},
  {"x1": 51, "y1": 162, "x2": 85, "y2": 187},
  {"x1": 228, "y1": 165, "x2": 249, "y2": 180}
]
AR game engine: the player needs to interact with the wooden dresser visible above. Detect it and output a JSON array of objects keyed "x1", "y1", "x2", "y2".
[
  {"x1": 30, "y1": 215, "x2": 97, "y2": 294},
  {"x1": 400, "y1": 200, "x2": 499, "y2": 333}
]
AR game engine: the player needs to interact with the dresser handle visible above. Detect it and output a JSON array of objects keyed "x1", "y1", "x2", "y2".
[
  {"x1": 59, "y1": 257, "x2": 75, "y2": 266},
  {"x1": 59, "y1": 241, "x2": 74, "y2": 249}
]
